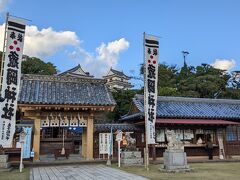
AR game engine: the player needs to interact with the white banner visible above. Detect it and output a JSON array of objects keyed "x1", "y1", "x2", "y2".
[
  {"x1": 22, "y1": 127, "x2": 32, "y2": 159},
  {"x1": 99, "y1": 133, "x2": 112, "y2": 154},
  {"x1": 144, "y1": 33, "x2": 159, "y2": 144},
  {"x1": 0, "y1": 16, "x2": 26, "y2": 147}
]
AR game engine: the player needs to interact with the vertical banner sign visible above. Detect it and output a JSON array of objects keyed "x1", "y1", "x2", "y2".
[
  {"x1": 99, "y1": 133, "x2": 112, "y2": 155},
  {"x1": 22, "y1": 127, "x2": 32, "y2": 158},
  {"x1": 144, "y1": 33, "x2": 159, "y2": 144},
  {"x1": 0, "y1": 16, "x2": 26, "y2": 147}
]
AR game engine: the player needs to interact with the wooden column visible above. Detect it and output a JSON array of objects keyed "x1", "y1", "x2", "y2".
[
  {"x1": 86, "y1": 114, "x2": 94, "y2": 160},
  {"x1": 33, "y1": 117, "x2": 41, "y2": 161},
  {"x1": 152, "y1": 144, "x2": 156, "y2": 161},
  {"x1": 82, "y1": 128, "x2": 87, "y2": 158}
]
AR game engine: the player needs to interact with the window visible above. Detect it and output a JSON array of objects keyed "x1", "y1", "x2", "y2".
[
  {"x1": 226, "y1": 126, "x2": 237, "y2": 141},
  {"x1": 156, "y1": 129, "x2": 165, "y2": 142},
  {"x1": 237, "y1": 126, "x2": 240, "y2": 140}
]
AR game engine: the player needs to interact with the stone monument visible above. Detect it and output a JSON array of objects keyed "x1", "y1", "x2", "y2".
[
  {"x1": 121, "y1": 132, "x2": 143, "y2": 166},
  {"x1": 0, "y1": 145, "x2": 12, "y2": 172},
  {"x1": 162, "y1": 130, "x2": 190, "y2": 172}
]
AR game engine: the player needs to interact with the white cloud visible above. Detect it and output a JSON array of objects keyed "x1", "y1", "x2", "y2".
[
  {"x1": 0, "y1": 23, "x2": 129, "y2": 77},
  {"x1": 0, "y1": 24, "x2": 80, "y2": 57},
  {"x1": 211, "y1": 59, "x2": 236, "y2": 71},
  {"x1": 72, "y1": 38, "x2": 130, "y2": 77},
  {"x1": 0, "y1": 0, "x2": 11, "y2": 12}
]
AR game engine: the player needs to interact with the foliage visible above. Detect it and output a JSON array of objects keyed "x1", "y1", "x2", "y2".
[
  {"x1": 21, "y1": 57, "x2": 57, "y2": 75},
  {"x1": 139, "y1": 62, "x2": 239, "y2": 99},
  {"x1": 177, "y1": 64, "x2": 230, "y2": 98},
  {"x1": 0, "y1": 167, "x2": 29, "y2": 180},
  {"x1": 107, "y1": 89, "x2": 142, "y2": 121}
]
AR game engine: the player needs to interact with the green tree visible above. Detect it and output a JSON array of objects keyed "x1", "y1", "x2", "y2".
[
  {"x1": 22, "y1": 57, "x2": 57, "y2": 75},
  {"x1": 107, "y1": 89, "x2": 142, "y2": 121},
  {"x1": 157, "y1": 63, "x2": 179, "y2": 96},
  {"x1": 176, "y1": 63, "x2": 230, "y2": 98},
  {"x1": 218, "y1": 88, "x2": 240, "y2": 99},
  {"x1": 195, "y1": 64, "x2": 230, "y2": 98},
  {"x1": 140, "y1": 63, "x2": 179, "y2": 96}
]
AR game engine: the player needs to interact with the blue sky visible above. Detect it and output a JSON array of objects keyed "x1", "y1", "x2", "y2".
[{"x1": 1, "y1": 0, "x2": 240, "y2": 88}]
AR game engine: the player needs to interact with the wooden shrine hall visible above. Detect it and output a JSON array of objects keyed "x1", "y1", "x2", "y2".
[
  {"x1": 16, "y1": 65, "x2": 116, "y2": 161},
  {"x1": 120, "y1": 94, "x2": 240, "y2": 159}
]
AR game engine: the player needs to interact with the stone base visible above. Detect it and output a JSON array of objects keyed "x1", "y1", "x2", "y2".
[
  {"x1": 0, "y1": 155, "x2": 8, "y2": 163},
  {"x1": 0, "y1": 162, "x2": 11, "y2": 168},
  {"x1": 159, "y1": 166, "x2": 193, "y2": 173},
  {"x1": 0, "y1": 154, "x2": 12, "y2": 171},
  {"x1": 121, "y1": 151, "x2": 143, "y2": 166},
  {"x1": 0, "y1": 167, "x2": 13, "y2": 172},
  {"x1": 163, "y1": 149, "x2": 190, "y2": 171}
]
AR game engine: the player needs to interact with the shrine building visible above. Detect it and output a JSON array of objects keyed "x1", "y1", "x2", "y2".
[
  {"x1": 120, "y1": 94, "x2": 240, "y2": 159},
  {"x1": 103, "y1": 68, "x2": 133, "y2": 90},
  {"x1": 16, "y1": 65, "x2": 116, "y2": 161}
]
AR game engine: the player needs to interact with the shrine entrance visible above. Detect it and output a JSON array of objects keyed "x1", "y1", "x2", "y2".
[{"x1": 40, "y1": 127, "x2": 83, "y2": 156}]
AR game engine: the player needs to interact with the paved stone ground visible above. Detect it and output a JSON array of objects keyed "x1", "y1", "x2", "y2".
[{"x1": 30, "y1": 164, "x2": 148, "y2": 180}]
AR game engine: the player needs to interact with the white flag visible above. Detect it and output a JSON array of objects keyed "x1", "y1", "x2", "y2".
[
  {"x1": 144, "y1": 33, "x2": 159, "y2": 144},
  {"x1": 0, "y1": 15, "x2": 26, "y2": 147}
]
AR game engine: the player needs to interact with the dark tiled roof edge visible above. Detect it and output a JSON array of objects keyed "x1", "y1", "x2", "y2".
[
  {"x1": 134, "y1": 94, "x2": 240, "y2": 105},
  {"x1": 104, "y1": 68, "x2": 131, "y2": 79},
  {"x1": 119, "y1": 112, "x2": 144, "y2": 121},
  {"x1": 104, "y1": 85, "x2": 116, "y2": 105},
  {"x1": 119, "y1": 94, "x2": 240, "y2": 121},
  {"x1": 94, "y1": 123, "x2": 141, "y2": 132},
  {"x1": 22, "y1": 74, "x2": 106, "y2": 84}
]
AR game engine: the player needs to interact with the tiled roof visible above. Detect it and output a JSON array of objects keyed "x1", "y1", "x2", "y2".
[
  {"x1": 94, "y1": 123, "x2": 141, "y2": 132},
  {"x1": 104, "y1": 68, "x2": 130, "y2": 79},
  {"x1": 18, "y1": 74, "x2": 116, "y2": 106},
  {"x1": 110, "y1": 69, "x2": 126, "y2": 77},
  {"x1": 57, "y1": 64, "x2": 94, "y2": 78},
  {"x1": 121, "y1": 94, "x2": 240, "y2": 120}
]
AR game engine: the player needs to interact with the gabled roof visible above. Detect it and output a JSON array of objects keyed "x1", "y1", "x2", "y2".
[
  {"x1": 18, "y1": 74, "x2": 115, "y2": 106},
  {"x1": 121, "y1": 94, "x2": 240, "y2": 121},
  {"x1": 57, "y1": 64, "x2": 94, "y2": 78},
  {"x1": 103, "y1": 68, "x2": 130, "y2": 79}
]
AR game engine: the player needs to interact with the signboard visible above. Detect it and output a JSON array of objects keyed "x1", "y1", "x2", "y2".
[
  {"x1": 116, "y1": 130, "x2": 123, "y2": 141},
  {"x1": 22, "y1": 127, "x2": 32, "y2": 159},
  {"x1": 99, "y1": 133, "x2": 112, "y2": 154},
  {"x1": 144, "y1": 33, "x2": 159, "y2": 144},
  {"x1": 0, "y1": 15, "x2": 26, "y2": 147}
]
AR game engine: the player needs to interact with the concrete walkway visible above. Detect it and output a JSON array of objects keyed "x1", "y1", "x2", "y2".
[{"x1": 30, "y1": 164, "x2": 148, "y2": 180}]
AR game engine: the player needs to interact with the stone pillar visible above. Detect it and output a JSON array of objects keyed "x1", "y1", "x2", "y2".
[
  {"x1": 33, "y1": 117, "x2": 41, "y2": 161},
  {"x1": 86, "y1": 114, "x2": 94, "y2": 160}
]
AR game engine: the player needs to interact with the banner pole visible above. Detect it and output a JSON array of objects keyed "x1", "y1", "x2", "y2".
[{"x1": 143, "y1": 32, "x2": 149, "y2": 171}]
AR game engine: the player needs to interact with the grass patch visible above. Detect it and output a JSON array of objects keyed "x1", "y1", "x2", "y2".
[
  {"x1": 0, "y1": 168, "x2": 29, "y2": 180},
  {"x1": 116, "y1": 162, "x2": 240, "y2": 180}
]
